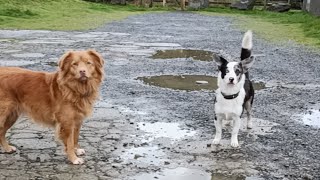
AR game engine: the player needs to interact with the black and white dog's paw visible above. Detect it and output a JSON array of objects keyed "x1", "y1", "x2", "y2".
[
  {"x1": 212, "y1": 138, "x2": 221, "y2": 145},
  {"x1": 230, "y1": 139, "x2": 239, "y2": 147}
]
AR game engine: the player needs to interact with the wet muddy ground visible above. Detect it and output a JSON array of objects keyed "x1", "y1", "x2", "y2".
[{"x1": 0, "y1": 12, "x2": 320, "y2": 179}]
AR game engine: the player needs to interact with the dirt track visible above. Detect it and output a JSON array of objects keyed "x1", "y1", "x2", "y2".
[{"x1": 0, "y1": 12, "x2": 320, "y2": 179}]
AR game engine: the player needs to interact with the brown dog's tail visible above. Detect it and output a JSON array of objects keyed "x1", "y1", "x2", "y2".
[{"x1": 241, "y1": 30, "x2": 253, "y2": 78}]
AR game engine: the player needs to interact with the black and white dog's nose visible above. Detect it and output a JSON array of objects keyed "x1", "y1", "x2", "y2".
[{"x1": 229, "y1": 77, "x2": 234, "y2": 83}]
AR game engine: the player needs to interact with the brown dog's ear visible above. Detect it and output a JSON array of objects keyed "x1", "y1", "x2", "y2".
[
  {"x1": 87, "y1": 49, "x2": 104, "y2": 68},
  {"x1": 58, "y1": 51, "x2": 73, "y2": 71}
]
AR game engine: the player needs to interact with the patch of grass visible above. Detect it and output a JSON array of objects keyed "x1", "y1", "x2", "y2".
[
  {"x1": 0, "y1": 0, "x2": 170, "y2": 31},
  {"x1": 201, "y1": 7, "x2": 320, "y2": 48},
  {"x1": 0, "y1": 8, "x2": 38, "y2": 18}
]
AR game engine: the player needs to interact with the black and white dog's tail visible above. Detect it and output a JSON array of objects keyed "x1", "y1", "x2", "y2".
[{"x1": 241, "y1": 30, "x2": 253, "y2": 78}]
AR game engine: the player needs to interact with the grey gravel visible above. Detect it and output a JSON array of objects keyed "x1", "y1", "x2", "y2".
[{"x1": 0, "y1": 12, "x2": 320, "y2": 179}]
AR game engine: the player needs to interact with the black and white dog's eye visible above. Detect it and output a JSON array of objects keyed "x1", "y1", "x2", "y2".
[
  {"x1": 235, "y1": 69, "x2": 240, "y2": 74},
  {"x1": 226, "y1": 70, "x2": 229, "y2": 73}
]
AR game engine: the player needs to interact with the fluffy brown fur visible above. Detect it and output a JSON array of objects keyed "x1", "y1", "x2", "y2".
[{"x1": 0, "y1": 50, "x2": 104, "y2": 164}]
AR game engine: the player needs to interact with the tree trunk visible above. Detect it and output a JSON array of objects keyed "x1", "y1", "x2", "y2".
[
  {"x1": 163, "y1": 0, "x2": 166, "y2": 7},
  {"x1": 181, "y1": 0, "x2": 185, "y2": 10},
  {"x1": 263, "y1": 0, "x2": 267, "y2": 10},
  {"x1": 149, "y1": 0, "x2": 153, "y2": 8}
]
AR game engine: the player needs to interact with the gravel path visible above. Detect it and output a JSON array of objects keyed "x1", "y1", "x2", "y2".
[{"x1": 0, "y1": 12, "x2": 320, "y2": 179}]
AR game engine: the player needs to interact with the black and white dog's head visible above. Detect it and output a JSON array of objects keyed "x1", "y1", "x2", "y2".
[
  {"x1": 213, "y1": 55, "x2": 254, "y2": 85},
  {"x1": 213, "y1": 30, "x2": 255, "y2": 89}
]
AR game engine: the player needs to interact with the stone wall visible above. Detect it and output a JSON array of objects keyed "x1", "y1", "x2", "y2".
[
  {"x1": 189, "y1": 0, "x2": 209, "y2": 9},
  {"x1": 303, "y1": 0, "x2": 320, "y2": 16}
]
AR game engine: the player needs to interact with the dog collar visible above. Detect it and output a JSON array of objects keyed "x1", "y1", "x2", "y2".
[{"x1": 221, "y1": 91, "x2": 240, "y2": 99}]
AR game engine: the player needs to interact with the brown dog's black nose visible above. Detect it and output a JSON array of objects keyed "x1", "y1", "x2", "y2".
[
  {"x1": 229, "y1": 77, "x2": 234, "y2": 83},
  {"x1": 80, "y1": 70, "x2": 86, "y2": 76}
]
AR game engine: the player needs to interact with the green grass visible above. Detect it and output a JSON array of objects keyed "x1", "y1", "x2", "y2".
[
  {"x1": 200, "y1": 7, "x2": 320, "y2": 48},
  {"x1": 1, "y1": 0, "x2": 320, "y2": 48},
  {"x1": 0, "y1": 0, "x2": 170, "y2": 31}
]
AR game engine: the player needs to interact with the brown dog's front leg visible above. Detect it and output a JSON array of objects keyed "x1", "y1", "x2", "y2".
[
  {"x1": 59, "y1": 124, "x2": 84, "y2": 165},
  {"x1": 74, "y1": 121, "x2": 85, "y2": 156}
]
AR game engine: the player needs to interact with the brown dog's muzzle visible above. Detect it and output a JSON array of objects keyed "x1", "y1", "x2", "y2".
[{"x1": 79, "y1": 70, "x2": 88, "y2": 82}]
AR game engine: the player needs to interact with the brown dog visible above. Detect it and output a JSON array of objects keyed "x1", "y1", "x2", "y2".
[{"x1": 0, "y1": 50, "x2": 104, "y2": 164}]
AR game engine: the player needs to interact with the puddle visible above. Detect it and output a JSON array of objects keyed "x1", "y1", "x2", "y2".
[
  {"x1": 243, "y1": 118, "x2": 278, "y2": 136},
  {"x1": 73, "y1": 33, "x2": 100, "y2": 38},
  {"x1": 11, "y1": 53, "x2": 45, "y2": 58},
  {"x1": 265, "y1": 81, "x2": 320, "y2": 89},
  {"x1": 134, "y1": 43, "x2": 181, "y2": 47},
  {"x1": 137, "y1": 75, "x2": 266, "y2": 91},
  {"x1": 2, "y1": 50, "x2": 22, "y2": 53},
  {"x1": 130, "y1": 167, "x2": 245, "y2": 180},
  {"x1": 44, "y1": 61, "x2": 58, "y2": 67},
  {"x1": 253, "y1": 81, "x2": 266, "y2": 91},
  {"x1": 122, "y1": 146, "x2": 167, "y2": 166},
  {"x1": 109, "y1": 32, "x2": 131, "y2": 36},
  {"x1": 152, "y1": 49, "x2": 214, "y2": 61},
  {"x1": 0, "y1": 38, "x2": 19, "y2": 43},
  {"x1": 302, "y1": 109, "x2": 320, "y2": 127},
  {"x1": 296, "y1": 105, "x2": 320, "y2": 128},
  {"x1": 0, "y1": 60, "x2": 38, "y2": 66},
  {"x1": 19, "y1": 39, "x2": 76, "y2": 44},
  {"x1": 138, "y1": 122, "x2": 196, "y2": 142},
  {"x1": 109, "y1": 47, "x2": 154, "y2": 56}
]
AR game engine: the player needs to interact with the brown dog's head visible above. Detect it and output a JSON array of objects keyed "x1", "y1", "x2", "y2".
[{"x1": 58, "y1": 50, "x2": 104, "y2": 83}]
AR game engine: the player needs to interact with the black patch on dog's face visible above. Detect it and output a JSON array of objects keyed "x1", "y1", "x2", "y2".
[{"x1": 219, "y1": 61, "x2": 228, "y2": 79}]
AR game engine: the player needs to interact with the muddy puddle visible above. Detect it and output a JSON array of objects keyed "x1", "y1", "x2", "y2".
[
  {"x1": 0, "y1": 38, "x2": 19, "y2": 43},
  {"x1": 11, "y1": 53, "x2": 45, "y2": 58},
  {"x1": 137, "y1": 75, "x2": 266, "y2": 91},
  {"x1": 0, "y1": 60, "x2": 38, "y2": 66},
  {"x1": 44, "y1": 61, "x2": 58, "y2": 67},
  {"x1": 130, "y1": 167, "x2": 245, "y2": 180},
  {"x1": 138, "y1": 122, "x2": 196, "y2": 143},
  {"x1": 122, "y1": 146, "x2": 167, "y2": 166},
  {"x1": 296, "y1": 104, "x2": 320, "y2": 128},
  {"x1": 151, "y1": 49, "x2": 214, "y2": 61}
]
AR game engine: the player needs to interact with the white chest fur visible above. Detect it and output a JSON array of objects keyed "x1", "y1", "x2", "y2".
[
  {"x1": 214, "y1": 88, "x2": 245, "y2": 117},
  {"x1": 215, "y1": 73, "x2": 246, "y2": 117}
]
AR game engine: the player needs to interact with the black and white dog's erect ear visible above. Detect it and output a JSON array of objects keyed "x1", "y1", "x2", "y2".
[
  {"x1": 241, "y1": 56, "x2": 255, "y2": 73},
  {"x1": 213, "y1": 54, "x2": 228, "y2": 70}
]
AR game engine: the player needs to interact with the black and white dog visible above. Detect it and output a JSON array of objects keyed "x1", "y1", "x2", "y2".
[{"x1": 212, "y1": 30, "x2": 255, "y2": 147}]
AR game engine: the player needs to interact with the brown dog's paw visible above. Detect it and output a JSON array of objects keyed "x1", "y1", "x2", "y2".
[
  {"x1": 72, "y1": 158, "x2": 84, "y2": 165},
  {"x1": 76, "y1": 148, "x2": 86, "y2": 156},
  {"x1": 4, "y1": 145, "x2": 17, "y2": 153}
]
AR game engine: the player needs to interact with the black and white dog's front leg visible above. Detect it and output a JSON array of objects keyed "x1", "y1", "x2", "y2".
[
  {"x1": 231, "y1": 115, "x2": 241, "y2": 147},
  {"x1": 212, "y1": 114, "x2": 224, "y2": 145}
]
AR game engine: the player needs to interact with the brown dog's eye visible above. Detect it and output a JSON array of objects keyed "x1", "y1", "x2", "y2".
[
  {"x1": 72, "y1": 62, "x2": 78, "y2": 66},
  {"x1": 87, "y1": 62, "x2": 92, "y2": 65}
]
